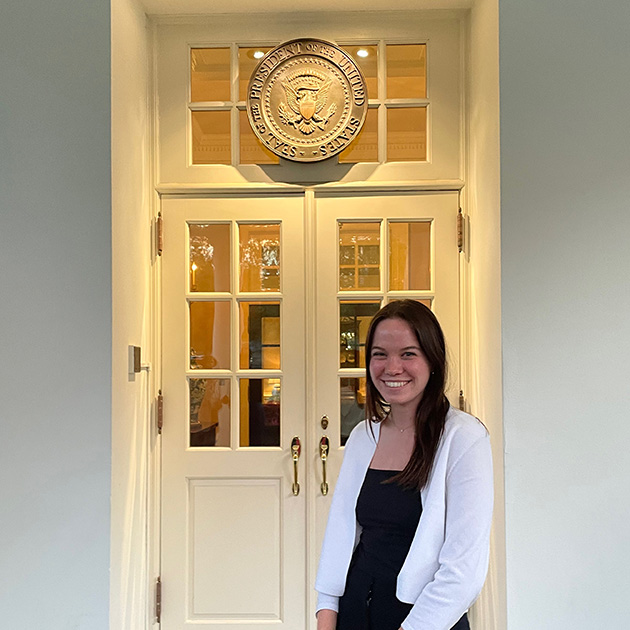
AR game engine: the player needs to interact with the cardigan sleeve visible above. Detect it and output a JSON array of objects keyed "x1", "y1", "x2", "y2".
[
  {"x1": 315, "y1": 592, "x2": 340, "y2": 614},
  {"x1": 401, "y1": 433, "x2": 494, "y2": 630}
]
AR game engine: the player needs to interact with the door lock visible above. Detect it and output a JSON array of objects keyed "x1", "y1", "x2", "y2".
[{"x1": 320, "y1": 414, "x2": 329, "y2": 430}]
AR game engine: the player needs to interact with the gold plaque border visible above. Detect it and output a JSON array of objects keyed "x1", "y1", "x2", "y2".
[{"x1": 247, "y1": 38, "x2": 368, "y2": 163}]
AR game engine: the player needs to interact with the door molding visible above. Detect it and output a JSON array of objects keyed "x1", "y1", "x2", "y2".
[{"x1": 156, "y1": 180, "x2": 464, "y2": 196}]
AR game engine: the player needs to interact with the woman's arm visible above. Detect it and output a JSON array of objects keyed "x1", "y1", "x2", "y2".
[
  {"x1": 316, "y1": 608, "x2": 338, "y2": 630},
  {"x1": 401, "y1": 433, "x2": 494, "y2": 630}
]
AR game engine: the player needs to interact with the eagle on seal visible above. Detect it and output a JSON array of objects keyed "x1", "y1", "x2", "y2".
[{"x1": 279, "y1": 70, "x2": 337, "y2": 135}]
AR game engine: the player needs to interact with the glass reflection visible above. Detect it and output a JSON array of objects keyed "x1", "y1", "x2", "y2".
[
  {"x1": 340, "y1": 377, "x2": 366, "y2": 446},
  {"x1": 339, "y1": 222, "x2": 381, "y2": 291},
  {"x1": 239, "y1": 224, "x2": 281, "y2": 292},
  {"x1": 387, "y1": 107, "x2": 427, "y2": 162},
  {"x1": 190, "y1": 301, "x2": 231, "y2": 369},
  {"x1": 189, "y1": 378, "x2": 231, "y2": 447},
  {"x1": 239, "y1": 378, "x2": 281, "y2": 447},
  {"x1": 191, "y1": 48, "x2": 231, "y2": 102},
  {"x1": 340, "y1": 301, "x2": 381, "y2": 368},
  {"x1": 389, "y1": 222, "x2": 431, "y2": 291},
  {"x1": 189, "y1": 223, "x2": 230, "y2": 292},
  {"x1": 386, "y1": 44, "x2": 427, "y2": 99},
  {"x1": 192, "y1": 111, "x2": 231, "y2": 165},
  {"x1": 239, "y1": 302, "x2": 281, "y2": 369}
]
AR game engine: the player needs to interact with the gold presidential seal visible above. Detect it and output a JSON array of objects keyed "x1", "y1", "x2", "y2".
[{"x1": 247, "y1": 38, "x2": 368, "y2": 162}]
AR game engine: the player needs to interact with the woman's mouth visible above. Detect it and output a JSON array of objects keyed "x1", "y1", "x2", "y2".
[{"x1": 382, "y1": 380, "x2": 410, "y2": 388}]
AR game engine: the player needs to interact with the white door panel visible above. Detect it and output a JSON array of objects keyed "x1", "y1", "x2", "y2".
[{"x1": 161, "y1": 196, "x2": 306, "y2": 629}]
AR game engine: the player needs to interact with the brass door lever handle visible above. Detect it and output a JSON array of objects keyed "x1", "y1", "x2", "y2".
[
  {"x1": 319, "y1": 436, "x2": 330, "y2": 496},
  {"x1": 291, "y1": 436, "x2": 301, "y2": 496}
]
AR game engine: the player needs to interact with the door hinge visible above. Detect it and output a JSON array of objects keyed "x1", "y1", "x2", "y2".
[
  {"x1": 156, "y1": 212, "x2": 163, "y2": 257},
  {"x1": 155, "y1": 576, "x2": 162, "y2": 623},
  {"x1": 459, "y1": 390, "x2": 466, "y2": 411},
  {"x1": 457, "y1": 209, "x2": 464, "y2": 254},
  {"x1": 157, "y1": 390, "x2": 164, "y2": 435}
]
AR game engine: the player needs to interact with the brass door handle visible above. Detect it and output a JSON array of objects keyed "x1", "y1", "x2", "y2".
[
  {"x1": 291, "y1": 436, "x2": 301, "y2": 496},
  {"x1": 319, "y1": 436, "x2": 330, "y2": 496}
]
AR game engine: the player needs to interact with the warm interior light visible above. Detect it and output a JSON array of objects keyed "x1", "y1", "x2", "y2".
[
  {"x1": 253, "y1": 50, "x2": 265, "y2": 59},
  {"x1": 357, "y1": 49, "x2": 369, "y2": 58},
  {"x1": 190, "y1": 262, "x2": 198, "y2": 289}
]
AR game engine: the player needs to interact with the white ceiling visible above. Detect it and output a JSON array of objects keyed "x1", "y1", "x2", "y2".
[{"x1": 140, "y1": 0, "x2": 472, "y2": 16}]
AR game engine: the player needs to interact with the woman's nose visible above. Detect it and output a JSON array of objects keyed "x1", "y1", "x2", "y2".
[{"x1": 385, "y1": 357, "x2": 403, "y2": 374}]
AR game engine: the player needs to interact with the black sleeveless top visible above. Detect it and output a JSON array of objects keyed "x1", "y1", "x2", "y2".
[{"x1": 352, "y1": 468, "x2": 423, "y2": 579}]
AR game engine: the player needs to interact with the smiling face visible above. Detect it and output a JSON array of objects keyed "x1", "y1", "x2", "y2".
[{"x1": 368, "y1": 317, "x2": 432, "y2": 414}]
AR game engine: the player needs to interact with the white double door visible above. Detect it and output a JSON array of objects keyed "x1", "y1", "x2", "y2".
[{"x1": 160, "y1": 191, "x2": 459, "y2": 629}]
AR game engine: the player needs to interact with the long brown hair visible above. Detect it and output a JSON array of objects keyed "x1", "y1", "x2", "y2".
[{"x1": 365, "y1": 300, "x2": 450, "y2": 491}]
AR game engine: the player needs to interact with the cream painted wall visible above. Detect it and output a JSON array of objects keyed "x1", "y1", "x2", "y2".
[
  {"x1": 111, "y1": 0, "x2": 155, "y2": 628},
  {"x1": 500, "y1": 0, "x2": 630, "y2": 627},
  {"x1": 465, "y1": 1, "x2": 505, "y2": 629},
  {"x1": 0, "y1": 1, "x2": 111, "y2": 628}
]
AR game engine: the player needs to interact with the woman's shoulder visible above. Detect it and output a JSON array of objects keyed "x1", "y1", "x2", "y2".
[
  {"x1": 345, "y1": 419, "x2": 379, "y2": 448},
  {"x1": 443, "y1": 406, "x2": 489, "y2": 446}
]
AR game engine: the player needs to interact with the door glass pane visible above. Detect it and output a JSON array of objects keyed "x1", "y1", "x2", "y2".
[
  {"x1": 190, "y1": 301, "x2": 231, "y2": 369},
  {"x1": 386, "y1": 44, "x2": 427, "y2": 99},
  {"x1": 189, "y1": 223, "x2": 231, "y2": 292},
  {"x1": 389, "y1": 222, "x2": 431, "y2": 290},
  {"x1": 387, "y1": 107, "x2": 427, "y2": 162},
  {"x1": 340, "y1": 377, "x2": 366, "y2": 446},
  {"x1": 340, "y1": 301, "x2": 381, "y2": 368},
  {"x1": 338, "y1": 107, "x2": 378, "y2": 164},
  {"x1": 190, "y1": 378, "x2": 231, "y2": 447},
  {"x1": 239, "y1": 110, "x2": 279, "y2": 165},
  {"x1": 239, "y1": 302, "x2": 281, "y2": 369},
  {"x1": 191, "y1": 48, "x2": 231, "y2": 102},
  {"x1": 339, "y1": 222, "x2": 381, "y2": 291},
  {"x1": 343, "y1": 45, "x2": 378, "y2": 99},
  {"x1": 239, "y1": 224, "x2": 281, "y2": 292},
  {"x1": 238, "y1": 46, "x2": 274, "y2": 100},
  {"x1": 192, "y1": 111, "x2": 231, "y2": 165},
  {"x1": 239, "y1": 378, "x2": 281, "y2": 447}
]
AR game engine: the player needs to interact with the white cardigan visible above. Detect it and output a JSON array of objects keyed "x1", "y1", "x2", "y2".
[{"x1": 315, "y1": 407, "x2": 493, "y2": 630}]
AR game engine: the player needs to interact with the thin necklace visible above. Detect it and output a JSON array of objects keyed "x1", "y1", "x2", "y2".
[
  {"x1": 396, "y1": 424, "x2": 415, "y2": 433},
  {"x1": 389, "y1": 416, "x2": 415, "y2": 433}
]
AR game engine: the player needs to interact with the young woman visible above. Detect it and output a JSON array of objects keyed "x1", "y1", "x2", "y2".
[{"x1": 315, "y1": 300, "x2": 493, "y2": 630}]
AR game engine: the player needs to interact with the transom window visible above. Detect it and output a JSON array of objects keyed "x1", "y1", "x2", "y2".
[{"x1": 189, "y1": 42, "x2": 428, "y2": 166}]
